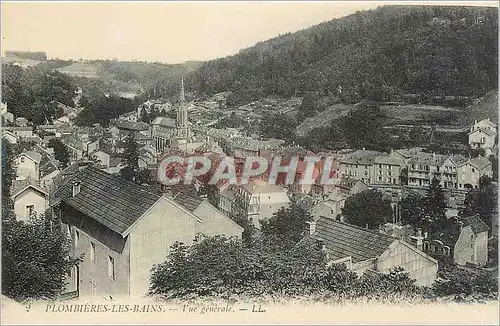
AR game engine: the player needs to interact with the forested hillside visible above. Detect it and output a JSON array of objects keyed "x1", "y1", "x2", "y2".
[{"x1": 173, "y1": 5, "x2": 497, "y2": 104}]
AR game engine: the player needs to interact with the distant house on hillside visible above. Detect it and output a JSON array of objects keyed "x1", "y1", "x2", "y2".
[{"x1": 468, "y1": 119, "x2": 497, "y2": 156}]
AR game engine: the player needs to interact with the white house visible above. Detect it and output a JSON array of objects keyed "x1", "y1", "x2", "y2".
[
  {"x1": 456, "y1": 157, "x2": 493, "y2": 190},
  {"x1": 468, "y1": 119, "x2": 497, "y2": 156},
  {"x1": 15, "y1": 151, "x2": 42, "y2": 181},
  {"x1": 12, "y1": 181, "x2": 49, "y2": 221}
]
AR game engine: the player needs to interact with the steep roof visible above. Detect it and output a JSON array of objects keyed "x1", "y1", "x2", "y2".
[
  {"x1": 20, "y1": 151, "x2": 42, "y2": 163},
  {"x1": 469, "y1": 128, "x2": 496, "y2": 137},
  {"x1": 310, "y1": 218, "x2": 397, "y2": 263},
  {"x1": 463, "y1": 215, "x2": 490, "y2": 235},
  {"x1": 52, "y1": 166, "x2": 162, "y2": 235},
  {"x1": 171, "y1": 191, "x2": 204, "y2": 212}
]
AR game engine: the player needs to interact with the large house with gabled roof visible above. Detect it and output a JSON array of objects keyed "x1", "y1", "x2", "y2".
[
  {"x1": 51, "y1": 166, "x2": 242, "y2": 298},
  {"x1": 299, "y1": 217, "x2": 438, "y2": 286}
]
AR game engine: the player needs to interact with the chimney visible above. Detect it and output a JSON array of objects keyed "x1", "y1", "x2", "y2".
[
  {"x1": 306, "y1": 221, "x2": 316, "y2": 235},
  {"x1": 72, "y1": 180, "x2": 81, "y2": 197},
  {"x1": 316, "y1": 239, "x2": 326, "y2": 251}
]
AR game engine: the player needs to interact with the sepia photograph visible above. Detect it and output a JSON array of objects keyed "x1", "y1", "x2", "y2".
[{"x1": 0, "y1": 1, "x2": 499, "y2": 324}]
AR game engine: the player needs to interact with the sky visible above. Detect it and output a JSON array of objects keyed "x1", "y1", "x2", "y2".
[{"x1": 1, "y1": 1, "x2": 498, "y2": 64}]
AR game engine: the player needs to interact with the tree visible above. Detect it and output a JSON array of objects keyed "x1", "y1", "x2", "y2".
[
  {"x1": 2, "y1": 213, "x2": 80, "y2": 301},
  {"x1": 260, "y1": 202, "x2": 312, "y2": 244},
  {"x1": 459, "y1": 175, "x2": 496, "y2": 227},
  {"x1": 120, "y1": 132, "x2": 140, "y2": 182},
  {"x1": 400, "y1": 193, "x2": 426, "y2": 228},
  {"x1": 48, "y1": 138, "x2": 70, "y2": 169},
  {"x1": 259, "y1": 112, "x2": 297, "y2": 145},
  {"x1": 341, "y1": 189, "x2": 393, "y2": 229},
  {"x1": 423, "y1": 176, "x2": 447, "y2": 232},
  {"x1": 2, "y1": 140, "x2": 17, "y2": 220},
  {"x1": 148, "y1": 234, "x2": 423, "y2": 301}
]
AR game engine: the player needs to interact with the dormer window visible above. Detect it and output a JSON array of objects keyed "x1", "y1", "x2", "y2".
[{"x1": 21, "y1": 157, "x2": 25, "y2": 163}]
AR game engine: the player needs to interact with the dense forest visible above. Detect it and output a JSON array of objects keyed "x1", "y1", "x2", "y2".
[
  {"x1": 1, "y1": 64, "x2": 76, "y2": 124},
  {"x1": 156, "y1": 5, "x2": 498, "y2": 104}
]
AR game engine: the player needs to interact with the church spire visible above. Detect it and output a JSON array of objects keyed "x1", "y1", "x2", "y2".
[{"x1": 180, "y1": 77, "x2": 185, "y2": 103}]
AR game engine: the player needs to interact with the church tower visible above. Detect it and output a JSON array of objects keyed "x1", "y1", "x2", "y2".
[{"x1": 176, "y1": 77, "x2": 190, "y2": 140}]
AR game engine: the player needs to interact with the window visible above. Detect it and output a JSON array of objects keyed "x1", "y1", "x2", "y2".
[
  {"x1": 25, "y1": 205, "x2": 35, "y2": 216},
  {"x1": 108, "y1": 256, "x2": 115, "y2": 280},
  {"x1": 378, "y1": 176, "x2": 382, "y2": 181},
  {"x1": 90, "y1": 241, "x2": 96, "y2": 263},
  {"x1": 379, "y1": 164, "x2": 382, "y2": 169},
  {"x1": 411, "y1": 164, "x2": 415, "y2": 169},
  {"x1": 388, "y1": 171, "x2": 392, "y2": 176},
  {"x1": 21, "y1": 157, "x2": 25, "y2": 163},
  {"x1": 472, "y1": 168, "x2": 475, "y2": 173}
]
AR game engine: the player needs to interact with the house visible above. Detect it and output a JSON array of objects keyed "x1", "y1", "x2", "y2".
[
  {"x1": 453, "y1": 216, "x2": 489, "y2": 266},
  {"x1": 299, "y1": 218, "x2": 438, "y2": 286},
  {"x1": 227, "y1": 137, "x2": 260, "y2": 158},
  {"x1": 15, "y1": 117, "x2": 29, "y2": 127},
  {"x1": 2, "y1": 131, "x2": 18, "y2": 144},
  {"x1": 456, "y1": 157, "x2": 493, "y2": 190},
  {"x1": 232, "y1": 179, "x2": 291, "y2": 228},
  {"x1": 468, "y1": 119, "x2": 497, "y2": 156},
  {"x1": 39, "y1": 156, "x2": 61, "y2": 192},
  {"x1": 171, "y1": 191, "x2": 243, "y2": 238},
  {"x1": 310, "y1": 192, "x2": 347, "y2": 221},
  {"x1": 335, "y1": 176, "x2": 369, "y2": 196},
  {"x1": 372, "y1": 154, "x2": 404, "y2": 185},
  {"x1": 407, "y1": 152, "x2": 448, "y2": 187},
  {"x1": 3, "y1": 126, "x2": 33, "y2": 138},
  {"x1": 440, "y1": 155, "x2": 467, "y2": 189},
  {"x1": 15, "y1": 151, "x2": 42, "y2": 180},
  {"x1": 151, "y1": 116, "x2": 177, "y2": 152},
  {"x1": 391, "y1": 147, "x2": 426, "y2": 166},
  {"x1": 114, "y1": 121, "x2": 149, "y2": 136},
  {"x1": 118, "y1": 111, "x2": 138, "y2": 123},
  {"x1": 37, "y1": 124, "x2": 57, "y2": 134},
  {"x1": 340, "y1": 149, "x2": 380, "y2": 184},
  {"x1": 51, "y1": 166, "x2": 243, "y2": 298},
  {"x1": 12, "y1": 178, "x2": 49, "y2": 221}
]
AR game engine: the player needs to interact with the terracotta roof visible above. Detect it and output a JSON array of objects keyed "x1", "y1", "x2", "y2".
[
  {"x1": 171, "y1": 191, "x2": 203, "y2": 212},
  {"x1": 463, "y1": 215, "x2": 490, "y2": 234},
  {"x1": 52, "y1": 166, "x2": 162, "y2": 235},
  {"x1": 310, "y1": 218, "x2": 396, "y2": 262}
]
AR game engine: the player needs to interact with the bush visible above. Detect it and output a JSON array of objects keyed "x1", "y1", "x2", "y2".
[{"x1": 149, "y1": 235, "x2": 422, "y2": 302}]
